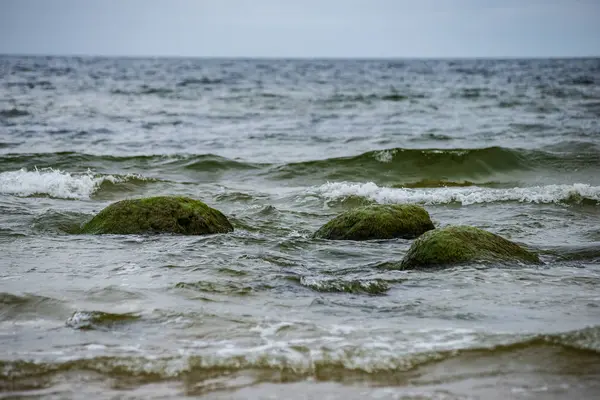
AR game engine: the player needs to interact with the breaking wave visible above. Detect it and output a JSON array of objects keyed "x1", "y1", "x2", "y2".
[
  {"x1": 1, "y1": 325, "x2": 598, "y2": 389},
  {"x1": 0, "y1": 168, "x2": 152, "y2": 200},
  {"x1": 313, "y1": 182, "x2": 600, "y2": 206}
]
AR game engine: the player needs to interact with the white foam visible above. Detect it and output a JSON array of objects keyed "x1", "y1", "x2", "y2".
[
  {"x1": 65, "y1": 311, "x2": 95, "y2": 329},
  {"x1": 372, "y1": 149, "x2": 397, "y2": 163},
  {"x1": 0, "y1": 168, "x2": 136, "y2": 200},
  {"x1": 313, "y1": 181, "x2": 600, "y2": 206}
]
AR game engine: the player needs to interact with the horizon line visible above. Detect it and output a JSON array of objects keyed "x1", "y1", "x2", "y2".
[{"x1": 1, "y1": 52, "x2": 599, "y2": 61}]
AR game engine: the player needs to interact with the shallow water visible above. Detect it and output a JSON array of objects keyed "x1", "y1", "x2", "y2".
[{"x1": 1, "y1": 56, "x2": 600, "y2": 399}]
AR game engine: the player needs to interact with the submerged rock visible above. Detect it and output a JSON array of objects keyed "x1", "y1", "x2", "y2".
[
  {"x1": 81, "y1": 196, "x2": 233, "y2": 235},
  {"x1": 399, "y1": 225, "x2": 540, "y2": 269},
  {"x1": 313, "y1": 204, "x2": 434, "y2": 240}
]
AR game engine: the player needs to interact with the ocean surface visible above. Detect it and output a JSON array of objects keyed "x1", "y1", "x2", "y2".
[{"x1": 1, "y1": 56, "x2": 600, "y2": 399}]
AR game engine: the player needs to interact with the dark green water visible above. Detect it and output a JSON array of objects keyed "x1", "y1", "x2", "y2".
[{"x1": 1, "y1": 56, "x2": 600, "y2": 399}]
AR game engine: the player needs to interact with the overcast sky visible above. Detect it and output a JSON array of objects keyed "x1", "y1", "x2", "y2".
[{"x1": 1, "y1": 0, "x2": 598, "y2": 58}]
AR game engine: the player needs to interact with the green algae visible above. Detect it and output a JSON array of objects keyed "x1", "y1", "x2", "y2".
[
  {"x1": 313, "y1": 204, "x2": 435, "y2": 241},
  {"x1": 400, "y1": 225, "x2": 540, "y2": 269},
  {"x1": 81, "y1": 196, "x2": 233, "y2": 235}
]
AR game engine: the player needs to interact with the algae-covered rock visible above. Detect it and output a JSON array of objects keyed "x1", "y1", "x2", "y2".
[
  {"x1": 400, "y1": 225, "x2": 540, "y2": 269},
  {"x1": 313, "y1": 204, "x2": 435, "y2": 241},
  {"x1": 81, "y1": 196, "x2": 233, "y2": 235}
]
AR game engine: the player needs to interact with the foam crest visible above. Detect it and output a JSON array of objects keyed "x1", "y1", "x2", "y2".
[
  {"x1": 372, "y1": 149, "x2": 397, "y2": 163},
  {"x1": 0, "y1": 168, "x2": 136, "y2": 199},
  {"x1": 314, "y1": 182, "x2": 600, "y2": 206}
]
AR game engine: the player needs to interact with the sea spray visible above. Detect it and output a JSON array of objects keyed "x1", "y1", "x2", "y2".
[{"x1": 0, "y1": 167, "x2": 150, "y2": 199}]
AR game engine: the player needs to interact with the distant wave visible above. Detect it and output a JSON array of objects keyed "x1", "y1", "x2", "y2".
[
  {"x1": 313, "y1": 182, "x2": 600, "y2": 206},
  {"x1": 4, "y1": 80, "x2": 54, "y2": 90},
  {"x1": 176, "y1": 77, "x2": 224, "y2": 86},
  {"x1": 570, "y1": 76, "x2": 595, "y2": 85},
  {"x1": 452, "y1": 88, "x2": 491, "y2": 99},
  {"x1": 0, "y1": 168, "x2": 153, "y2": 200},
  {"x1": 111, "y1": 85, "x2": 173, "y2": 96},
  {"x1": 317, "y1": 92, "x2": 423, "y2": 106},
  {"x1": 111, "y1": 78, "x2": 228, "y2": 95},
  {"x1": 0, "y1": 108, "x2": 30, "y2": 118}
]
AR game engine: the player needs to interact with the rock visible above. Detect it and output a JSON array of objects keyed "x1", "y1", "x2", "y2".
[
  {"x1": 81, "y1": 196, "x2": 233, "y2": 235},
  {"x1": 313, "y1": 204, "x2": 435, "y2": 240},
  {"x1": 399, "y1": 225, "x2": 540, "y2": 269}
]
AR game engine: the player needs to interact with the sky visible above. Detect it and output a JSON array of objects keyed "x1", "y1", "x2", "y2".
[{"x1": 0, "y1": 0, "x2": 599, "y2": 58}]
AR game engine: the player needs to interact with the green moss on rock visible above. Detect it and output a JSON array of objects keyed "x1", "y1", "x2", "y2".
[
  {"x1": 399, "y1": 225, "x2": 540, "y2": 269},
  {"x1": 81, "y1": 196, "x2": 233, "y2": 235},
  {"x1": 313, "y1": 204, "x2": 435, "y2": 241}
]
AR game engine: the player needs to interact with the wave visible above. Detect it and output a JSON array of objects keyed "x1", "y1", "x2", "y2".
[
  {"x1": 0, "y1": 152, "x2": 165, "y2": 171},
  {"x1": 31, "y1": 210, "x2": 91, "y2": 234},
  {"x1": 94, "y1": 175, "x2": 158, "y2": 199},
  {"x1": 214, "y1": 191, "x2": 267, "y2": 203},
  {"x1": 219, "y1": 92, "x2": 288, "y2": 102},
  {"x1": 271, "y1": 145, "x2": 600, "y2": 183},
  {"x1": 1, "y1": 326, "x2": 598, "y2": 388},
  {"x1": 65, "y1": 311, "x2": 141, "y2": 330},
  {"x1": 546, "y1": 243, "x2": 600, "y2": 262},
  {"x1": 314, "y1": 182, "x2": 600, "y2": 206},
  {"x1": 2, "y1": 145, "x2": 599, "y2": 185},
  {"x1": 295, "y1": 276, "x2": 390, "y2": 295},
  {"x1": 182, "y1": 155, "x2": 261, "y2": 171},
  {"x1": 452, "y1": 88, "x2": 491, "y2": 99},
  {"x1": 498, "y1": 100, "x2": 524, "y2": 108},
  {"x1": 581, "y1": 101, "x2": 600, "y2": 117},
  {"x1": 0, "y1": 107, "x2": 30, "y2": 118},
  {"x1": 318, "y1": 92, "x2": 420, "y2": 106},
  {"x1": 0, "y1": 152, "x2": 262, "y2": 174},
  {"x1": 174, "y1": 281, "x2": 260, "y2": 296},
  {"x1": 5, "y1": 80, "x2": 54, "y2": 90},
  {"x1": 0, "y1": 292, "x2": 66, "y2": 321},
  {"x1": 177, "y1": 77, "x2": 224, "y2": 86},
  {"x1": 571, "y1": 76, "x2": 596, "y2": 85},
  {"x1": 111, "y1": 85, "x2": 173, "y2": 96},
  {"x1": 0, "y1": 168, "x2": 153, "y2": 200},
  {"x1": 392, "y1": 179, "x2": 496, "y2": 189},
  {"x1": 410, "y1": 132, "x2": 453, "y2": 142},
  {"x1": 139, "y1": 86, "x2": 173, "y2": 95}
]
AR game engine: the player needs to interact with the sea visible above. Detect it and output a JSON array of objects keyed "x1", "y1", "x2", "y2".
[{"x1": 1, "y1": 56, "x2": 600, "y2": 399}]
